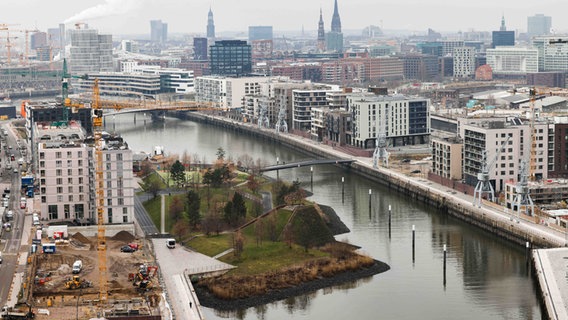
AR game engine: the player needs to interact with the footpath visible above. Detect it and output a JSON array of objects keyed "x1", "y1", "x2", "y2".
[{"x1": 193, "y1": 112, "x2": 568, "y2": 319}]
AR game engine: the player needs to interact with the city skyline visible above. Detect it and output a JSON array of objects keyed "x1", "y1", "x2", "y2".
[{"x1": 2, "y1": 0, "x2": 568, "y2": 37}]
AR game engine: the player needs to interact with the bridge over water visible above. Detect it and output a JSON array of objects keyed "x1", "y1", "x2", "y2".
[{"x1": 260, "y1": 158, "x2": 355, "y2": 172}]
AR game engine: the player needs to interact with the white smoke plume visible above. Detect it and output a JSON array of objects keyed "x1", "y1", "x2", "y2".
[{"x1": 63, "y1": 0, "x2": 141, "y2": 24}]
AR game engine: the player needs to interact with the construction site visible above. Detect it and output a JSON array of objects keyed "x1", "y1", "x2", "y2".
[{"x1": 16, "y1": 229, "x2": 163, "y2": 319}]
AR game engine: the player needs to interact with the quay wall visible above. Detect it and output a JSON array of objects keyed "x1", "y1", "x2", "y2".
[{"x1": 172, "y1": 111, "x2": 557, "y2": 248}]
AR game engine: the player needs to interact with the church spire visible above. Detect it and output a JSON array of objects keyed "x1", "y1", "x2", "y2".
[
  {"x1": 500, "y1": 14, "x2": 506, "y2": 31},
  {"x1": 331, "y1": 0, "x2": 342, "y2": 33},
  {"x1": 317, "y1": 8, "x2": 325, "y2": 51},
  {"x1": 207, "y1": 7, "x2": 215, "y2": 38}
]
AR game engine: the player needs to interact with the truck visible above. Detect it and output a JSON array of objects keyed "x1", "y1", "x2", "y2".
[
  {"x1": 166, "y1": 238, "x2": 176, "y2": 249},
  {"x1": 72, "y1": 260, "x2": 82, "y2": 274}
]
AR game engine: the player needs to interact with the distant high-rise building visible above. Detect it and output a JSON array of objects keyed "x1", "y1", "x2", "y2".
[
  {"x1": 492, "y1": 15, "x2": 515, "y2": 48},
  {"x1": 68, "y1": 28, "x2": 113, "y2": 74},
  {"x1": 248, "y1": 26, "x2": 273, "y2": 41},
  {"x1": 453, "y1": 47, "x2": 475, "y2": 78},
  {"x1": 207, "y1": 8, "x2": 215, "y2": 38},
  {"x1": 193, "y1": 37, "x2": 208, "y2": 60},
  {"x1": 210, "y1": 40, "x2": 251, "y2": 76},
  {"x1": 326, "y1": 32, "x2": 343, "y2": 53},
  {"x1": 331, "y1": 0, "x2": 342, "y2": 33},
  {"x1": 30, "y1": 32, "x2": 47, "y2": 50},
  {"x1": 150, "y1": 20, "x2": 168, "y2": 43},
  {"x1": 317, "y1": 9, "x2": 325, "y2": 51},
  {"x1": 528, "y1": 14, "x2": 552, "y2": 38}
]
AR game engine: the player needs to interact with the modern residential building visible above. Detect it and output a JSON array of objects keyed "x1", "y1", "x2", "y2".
[
  {"x1": 460, "y1": 117, "x2": 549, "y2": 193},
  {"x1": 453, "y1": 47, "x2": 476, "y2": 78},
  {"x1": 292, "y1": 88, "x2": 332, "y2": 131},
  {"x1": 485, "y1": 47, "x2": 538, "y2": 75},
  {"x1": 195, "y1": 76, "x2": 265, "y2": 109},
  {"x1": 76, "y1": 73, "x2": 161, "y2": 97},
  {"x1": 347, "y1": 92, "x2": 430, "y2": 148},
  {"x1": 133, "y1": 65, "x2": 195, "y2": 93},
  {"x1": 249, "y1": 26, "x2": 273, "y2": 41},
  {"x1": 193, "y1": 37, "x2": 208, "y2": 60},
  {"x1": 527, "y1": 14, "x2": 552, "y2": 38},
  {"x1": 35, "y1": 121, "x2": 134, "y2": 225},
  {"x1": 431, "y1": 136, "x2": 463, "y2": 180},
  {"x1": 209, "y1": 40, "x2": 252, "y2": 76},
  {"x1": 207, "y1": 8, "x2": 215, "y2": 38},
  {"x1": 150, "y1": 20, "x2": 168, "y2": 43},
  {"x1": 68, "y1": 28, "x2": 113, "y2": 74},
  {"x1": 120, "y1": 40, "x2": 139, "y2": 53}
]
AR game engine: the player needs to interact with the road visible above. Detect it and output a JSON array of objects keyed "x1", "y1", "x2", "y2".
[
  {"x1": 133, "y1": 193, "x2": 159, "y2": 235},
  {"x1": 0, "y1": 121, "x2": 28, "y2": 307}
]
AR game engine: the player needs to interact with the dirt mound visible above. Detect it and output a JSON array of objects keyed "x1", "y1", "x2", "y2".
[
  {"x1": 72, "y1": 232, "x2": 91, "y2": 244},
  {"x1": 111, "y1": 231, "x2": 135, "y2": 242}
]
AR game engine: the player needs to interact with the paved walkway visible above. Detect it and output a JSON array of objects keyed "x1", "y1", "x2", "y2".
[
  {"x1": 533, "y1": 248, "x2": 568, "y2": 320},
  {"x1": 152, "y1": 239, "x2": 233, "y2": 320}
]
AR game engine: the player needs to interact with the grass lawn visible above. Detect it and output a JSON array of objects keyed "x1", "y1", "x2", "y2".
[
  {"x1": 220, "y1": 241, "x2": 328, "y2": 276},
  {"x1": 186, "y1": 234, "x2": 232, "y2": 257}
]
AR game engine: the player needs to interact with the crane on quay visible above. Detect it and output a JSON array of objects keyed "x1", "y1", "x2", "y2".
[{"x1": 473, "y1": 136, "x2": 511, "y2": 208}]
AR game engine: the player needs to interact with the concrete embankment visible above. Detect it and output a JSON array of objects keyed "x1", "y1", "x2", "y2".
[
  {"x1": 532, "y1": 248, "x2": 568, "y2": 320},
  {"x1": 172, "y1": 111, "x2": 563, "y2": 248}
]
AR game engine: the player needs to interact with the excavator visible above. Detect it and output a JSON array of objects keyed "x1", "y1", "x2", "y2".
[{"x1": 64, "y1": 275, "x2": 92, "y2": 290}]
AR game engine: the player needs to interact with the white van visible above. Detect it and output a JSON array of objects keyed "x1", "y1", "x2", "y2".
[
  {"x1": 72, "y1": 260, "x2": 82, "y2": 274},
  {"x1": 32, "y1": 214, "x2": 40, "y2": 226},
  {"x1": 166, "y1": 238, "x2": 176, "y2": 249}
]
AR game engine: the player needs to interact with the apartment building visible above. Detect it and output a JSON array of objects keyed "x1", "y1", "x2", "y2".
[
  {"x1": 347, "y1": 93, "x2": 429, "y2": 148},
  {"x1": 459, "y1": 117, "x2": 549, "y2": 193},
  {"x1": 35, "y1": 121, "x2": 134, "y2": 225},
  {"x1": 195, "y1": 76, "x2": 265, "y2": 109},
  {"x1": 431, "y1": 136, "x2": 463, "y2": 180}
]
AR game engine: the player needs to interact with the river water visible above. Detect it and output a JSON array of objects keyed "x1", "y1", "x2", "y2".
[{"x1": 104, "y1": 114, "x2": 543, "y2": 320}]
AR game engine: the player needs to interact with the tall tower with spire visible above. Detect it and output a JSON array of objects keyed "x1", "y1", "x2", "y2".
[
  {"x1": 331, "y1": 0, "x2": 342, "y2": 33},
  {"x1": 207, "y1": 7, "x2": 215, "y2": 38},
  {"x1": 492, "y1": 14, "x2": 514, "y2": 48},
  {"x1": 500, "y1": 14, "x2": 507, "y2": 31},
  {"x1": 317, "y1": 9, "x2": 326, "y2": 51}
]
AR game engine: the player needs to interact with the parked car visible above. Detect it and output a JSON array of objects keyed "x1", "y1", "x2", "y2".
[
  {"x1": 410, "y1": 170, "x2": 421, "y2": 174},
  {"x1": 120, "y1": 245, "x2": 136, "y2": 253},
  {"x1": 401, "y1": 158, "x2": 411, "y2": 163}
]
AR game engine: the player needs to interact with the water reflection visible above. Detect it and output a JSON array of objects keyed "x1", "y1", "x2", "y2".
[{"x1": 107, "y1": 114, "x2": 543, "y2": 320}]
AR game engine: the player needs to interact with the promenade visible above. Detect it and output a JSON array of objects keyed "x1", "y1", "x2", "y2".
[{"x1": 186, "y1": 112, "x2": 568, "y2": 319}]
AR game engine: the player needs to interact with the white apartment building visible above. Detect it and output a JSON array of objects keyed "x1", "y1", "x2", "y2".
[
  {"x1": 292, "y1": 89, "x2": 331, "y2": 131},
  {"x1": 133, "y1": 65, "x2": 195, "y2": 93},
  {"x1": 347, "y1": 93, "x2": 430, "y2": 148},
  {"x1": 486, "y1": 47, "x2": 539, "y2": 75},
  {"x1": 77, "y1": 73, "x2": 161, "y2": 97},
  {"x1": 195, "y1": 76, "x2": 266, "y2": 109},
  {"x1": 35, "y1": 122, "x2": 134, "y2": 225},
  {"x1": 453, "y1": 47, "x2": 476, "y2": 78},
  {"x1": 460, "y1": 117, "x2": 549, "y2": 193}
]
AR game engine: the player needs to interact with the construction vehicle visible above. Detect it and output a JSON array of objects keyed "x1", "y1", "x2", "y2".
[
  {"x1": 64, "y1": 275, "x2": 91, "y2": 290},
  {"x1": 1, "y1": 303, "x2": 34, "y2": 319}
]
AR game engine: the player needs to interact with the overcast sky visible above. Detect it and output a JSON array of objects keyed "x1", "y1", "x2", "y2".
[{"x1": 3, "y1": 0, "x2": 568, "y2": 36}]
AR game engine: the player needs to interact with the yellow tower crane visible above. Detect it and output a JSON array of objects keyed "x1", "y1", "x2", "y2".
[{"x1": 65, "y1": 78, "x2": 225, "y2": 301}]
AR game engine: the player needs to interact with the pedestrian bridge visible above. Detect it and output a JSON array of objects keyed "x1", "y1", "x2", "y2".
[{"x1": 260, "y1": 158, "x2": 355, "y2": 172}]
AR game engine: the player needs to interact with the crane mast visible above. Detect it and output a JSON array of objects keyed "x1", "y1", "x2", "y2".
[
  {"x1": 373, "y1": 103, "x2": 389, "y2": 168},
  {"x1": 93, "y1": 79, "x2": 108, "y2": 302}
]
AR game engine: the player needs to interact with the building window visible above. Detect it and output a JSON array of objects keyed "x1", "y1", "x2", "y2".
[
  {"x1": 68, "y1": 186, "x2": 73, "y2": 193},
  {"x1": 78, "y1": 151, "x2": 82, "y2": 157},
  {"x1": 78, "y1": 169, "x2": 83, "y2": 175},
  {"x1": 79, "y1": 195, "x2": 84, "y2": 201},
  {"x1": 57, "y1": 187, "x2": 63, "y2": 193},
  {"x1": 56, "y1": 152, "x2": 62, "y2": 159},
  {"x1": 79, "y1": 186, "x2": 83, "y2": 193},
  {"x1": 56, "y1": 178, "x2": 62, "y2": 184},
  {"x1": 78, "y1": 160, "x2": 83, "y2": 166},
  {"x1": 67, "y1": 160, "x2": 72, "y2": 167},
  {"x1": 118, "y1": 198, "x2": 124, "y2": 205},
  {"x1": 57, "y1": 195, "x2": 63, "y2": 202},
  {"x1": 40, "y1": 170, "x2": 45, "y2": 177},
  {"x1": 48, "y1": 205, "x2": 58, "y2": 220},
  {"x1": 56, "y1": 169, "x2": 62, "y2": 176},
  {"x1": 68, "y1": 178, "x2": 73, "y2": 184},
  {"x1": 67, "y1": 151, "x2": 72, "y2": 158},
  {"x1": 68, "y1": 169, "x2": 72, "y2": 175},
  {"x1": 107, "y1": 199, "x2": 112, "y2": 206},
  {"x1": 39, "y1": 161, "x2": 45, "y2": 168},
  {"x1": 39, "y1": 152, "x2": 45, "y2": 160},
  {"x1": 56, "y1": 160, "x2": 62, "y2": 167},
  {"x1": 78, "y1": 177, "x2": 83, "y2": 184},
  {"x1": 41, "y1": 196, "x2": 46, "y2": 203},
  {"x1": 68, "y1": 195, "x2": 73, "y2": 202},
  {"x1": 108, "y1": 209, "x2": 113, "y2": 224},
  {"x1": 117, "y1": 153, "x2": 123, "y2": 161}
]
